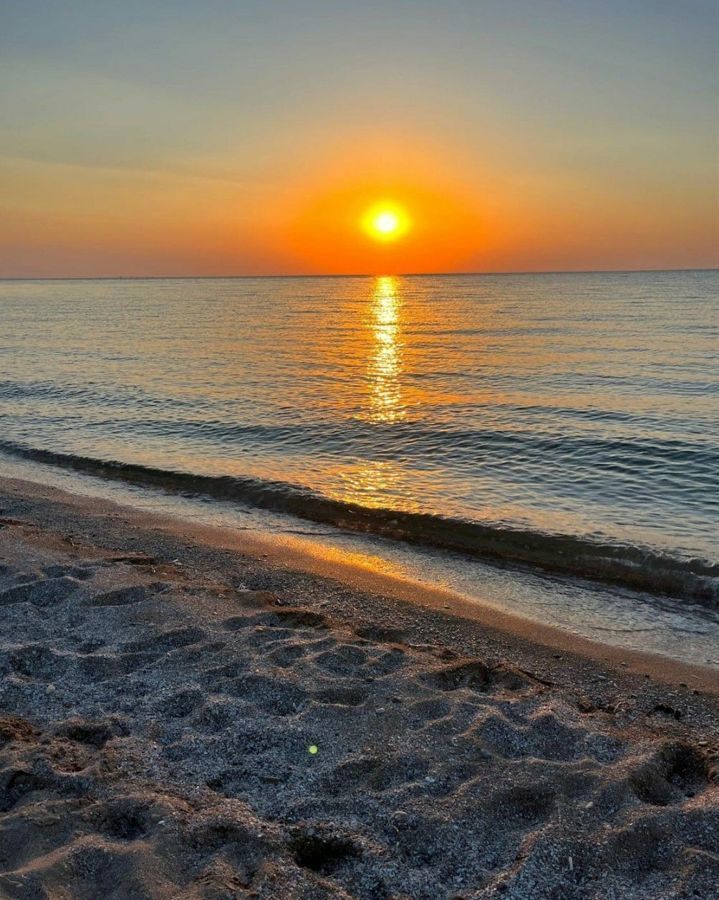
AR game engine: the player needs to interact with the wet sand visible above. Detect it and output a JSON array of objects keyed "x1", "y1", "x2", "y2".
[{"x1": 0, "y1": 475, "x2": 717, "y2": 899}]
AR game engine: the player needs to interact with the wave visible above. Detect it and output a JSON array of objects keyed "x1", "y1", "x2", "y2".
[
  {"x1": 0, "y1": 438, "x2": 716, "y2": 606},
  {"x1": 3, "y1": 374, "x2": 716, "y2": 462}
]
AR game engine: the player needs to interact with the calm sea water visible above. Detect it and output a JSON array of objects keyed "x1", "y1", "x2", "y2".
[{"x1": 1, "y1": 271, "x2": 717, "y2": 603}]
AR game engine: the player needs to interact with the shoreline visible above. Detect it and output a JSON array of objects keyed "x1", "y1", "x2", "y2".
[
  {"x1": 1, "y1": 474, "x2": 718, "y2": 898},
  {"x1": 3, "y1": 474, "x2": 717, "y2": 694},
  {"x1": 1, "y1": 438, "x2": 713, "y2": 607}
]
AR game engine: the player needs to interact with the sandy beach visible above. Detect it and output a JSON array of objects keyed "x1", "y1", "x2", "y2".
[
  {"x1": 3, "y1": 0, "x2": 718, "y2": 895},
  {"x1": 0, "y1": 475, "x2": 717, "y2": 899}
]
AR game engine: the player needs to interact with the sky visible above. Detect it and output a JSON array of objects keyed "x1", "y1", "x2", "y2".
[{"x1": 1, "y1": 0, "x2": 717, "y2": 276}]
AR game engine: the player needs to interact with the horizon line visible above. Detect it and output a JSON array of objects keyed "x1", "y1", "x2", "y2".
[{"x1": 1, "y1": 266, "x2": 717, "y2": 282}]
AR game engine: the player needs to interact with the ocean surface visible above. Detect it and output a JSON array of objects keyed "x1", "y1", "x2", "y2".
[{"x1": 1, "y1": 271, "x2": 718, "y2": 659}]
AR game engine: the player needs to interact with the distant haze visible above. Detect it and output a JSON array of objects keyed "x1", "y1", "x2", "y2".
[{"x1": 1, "y1": 1, "x2": 717, "y2": 276}]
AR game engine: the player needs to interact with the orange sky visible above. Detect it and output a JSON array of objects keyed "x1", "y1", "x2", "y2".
[
  {"x1": 2, "y1": 131, "x2": 715, "y2": 278},
  {"x1": 1, "y1": 2, "x2": 717, "y2": 277}
]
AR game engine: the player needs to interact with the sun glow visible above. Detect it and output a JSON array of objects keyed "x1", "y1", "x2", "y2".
[
  {"x1": 286, "y1": 165, "x2": 484, "y2": 273},
  {"x1": 362, "y1": 203, "x2": 411, "y2": 242}
]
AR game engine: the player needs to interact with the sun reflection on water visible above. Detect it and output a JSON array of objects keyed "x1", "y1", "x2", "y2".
[
  {"x1": 326, "y1": 276, "x2": 418, "y2": 510},
  {"x1": 367, "y1": 275, "x2": 405, "y2": 423}
]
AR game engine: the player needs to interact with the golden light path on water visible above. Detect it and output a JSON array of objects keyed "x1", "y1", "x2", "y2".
[
  {"x1": 335, "y1": 275, "x2": 418, "y2": 510},
  {"x1": 367, "y1": 275, "x2": 405, "y2": 425}
]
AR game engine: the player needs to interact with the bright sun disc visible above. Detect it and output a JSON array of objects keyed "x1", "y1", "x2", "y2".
[
  {"x1": 362, "y1": 203, "x2": 410, "y2": 242},
  {"x1": 375, "y1": 211, "x2": 399, "y2": 234}
]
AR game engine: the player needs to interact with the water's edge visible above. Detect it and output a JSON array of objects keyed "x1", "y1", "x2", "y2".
[{"x1": 1, "y1": 437, "x2": 715, "y2": 605}]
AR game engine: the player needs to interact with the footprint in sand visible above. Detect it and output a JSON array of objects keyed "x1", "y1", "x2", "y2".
[
  {"x1": 228, "y1": 673, "x2": 308, "y2": 717},
  {"x1": 629, "y1": 741, "x2": 713, "y2": 806},
  {"x1": 323, "y1": 753, "x2": 430, "y2": 796},
  {"x1": 312, "y1": 685, "x2": 369, "y2": 707},
  {"x1": 121, "y1": 626, "x2": 207, "y2": 654},
  {"x1": 155, "y1": 688, "x2": 205, "y2": 719},
  {"x1": 0, "y1": 576, "x2": 82, "y2": 608},
  {"x1": 488, "y1": 783, "x2": 557, "y2": 828},
  {"x1": 77, "y1": 651, "x2": 159, "y2": 682},
  {"x1": 264, "y1": 608, "x2": 331, "y2": 631},
  {"x1": 86, "y1": 582, "x2": 168, "y2": 607},
  {"x1": 422, "y1": 659, "x2": 539, "y2": 696},
  {"x1": 43, "y1": 563, "x2": 96, "y2": 581},
  {"x1": 9, "y1": 645, "x2": 69, "y2": 681},
  {"x1": 55, "y1": 717, "x2": 129, "y2": 748},
  {"x1": 313, "y1": 645, "x2": 369, "y2": 675},
  {"x1": 90, "y1": 796, "x2": 154, "y2": 840}
]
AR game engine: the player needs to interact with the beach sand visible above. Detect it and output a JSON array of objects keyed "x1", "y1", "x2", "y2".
[{"x1": 0, "y1": 475, "x2": 717, "y2": 899}]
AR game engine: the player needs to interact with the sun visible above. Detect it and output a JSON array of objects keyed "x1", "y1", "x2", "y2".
[
  {"x1": 362, "y1": 202, "x2": 411, "y2": 242},
  {"x1": 374, "y1": 211, "x2": 399, "y2": 235}
]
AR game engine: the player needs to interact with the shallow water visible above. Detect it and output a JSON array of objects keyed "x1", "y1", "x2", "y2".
[
  {"x1": 2, "y1": 450, "x2": 718, "y2": 670},
  {"x1": 1, "y1": 271, "x2": 717, "y2": 603}
]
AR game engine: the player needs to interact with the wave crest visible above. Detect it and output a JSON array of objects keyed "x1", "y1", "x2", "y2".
[{"x1": 0, "y1": 438, "x2": 716, "y2": 605}]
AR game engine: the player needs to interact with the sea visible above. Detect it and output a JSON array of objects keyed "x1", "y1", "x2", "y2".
[{"x1": 1, "y1": 271, "x2": 717, "y2": 666}]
